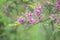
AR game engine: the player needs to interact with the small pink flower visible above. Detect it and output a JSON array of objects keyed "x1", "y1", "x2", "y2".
[
  {"x1": 34, "y1": 9, "x2": 41, "y2": 16},
  {"x1": 50, "y1": 14, "x2": 56, "y2": 20},
  {"x1": 29, "y1": 18, "x2": 35, "y2": 24},
  {"x1": 17, "y1": 17, "x2": 24, "y2": 24}
]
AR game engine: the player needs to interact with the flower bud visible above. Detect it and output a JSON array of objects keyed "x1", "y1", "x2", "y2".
[
  {"x1": 50, "y1": 14, "x2": 56, "y2": 20},
  {"x1": 44, "y1": 1, "x2": 49, "y2": 6}
]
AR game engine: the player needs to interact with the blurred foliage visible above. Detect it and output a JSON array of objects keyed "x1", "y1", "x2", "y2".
[{"x1": 0, "y1": 0, "x2": 60, "y2": 40}]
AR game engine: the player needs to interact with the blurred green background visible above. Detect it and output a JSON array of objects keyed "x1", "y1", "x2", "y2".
[{"x1": 0, "y1": 0, "x2": 60, "y2": 40}]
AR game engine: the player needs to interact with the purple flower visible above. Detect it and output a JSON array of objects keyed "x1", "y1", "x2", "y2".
[
  {"x1": 56, "y1": 1, "x2": 60, "y2": 11},
  {"x1": 26, "y1": 11, "x2": 32, "y2": 19},
  {"x1": 17, "y1": 17, "x2": 24, "y2": 24},
  {"x1": 50, "y1": 14, "x2": 56, "y2": 20},
  {"x1": 29, "y1": 18, "x2": 35, "y2": 24},
  {"x1": 34, "y1": 6, "x2": 41, "y2": 16}
]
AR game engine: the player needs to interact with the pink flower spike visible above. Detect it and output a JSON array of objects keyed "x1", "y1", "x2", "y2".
[
  {"x1": 56, "y1": 1, "x2": 60, "y2": 11},
  {"x1": 34, "y1": 5, "x2": 41, "y2": 17}
]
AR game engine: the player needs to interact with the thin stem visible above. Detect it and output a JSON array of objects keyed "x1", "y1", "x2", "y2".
[{"x1": 51, "y1": 21, "x2": 56, "y2": 40}]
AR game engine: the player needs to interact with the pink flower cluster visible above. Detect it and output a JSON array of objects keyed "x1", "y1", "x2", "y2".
[
  {"x1": 17, "y1": 11, "x2": 35, "y2": 24},
  {"x1": 17, "y1": 1, "x2": 59, "y2": 25}
]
